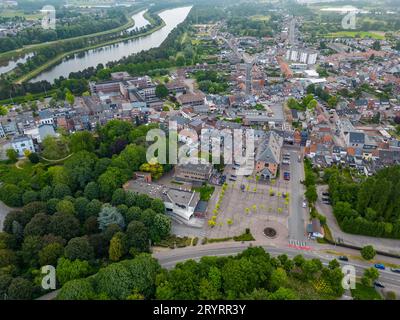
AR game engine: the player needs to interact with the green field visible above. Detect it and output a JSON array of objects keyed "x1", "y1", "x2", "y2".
[
  {"x1": 324, "y1": 31, "x2": 385, "y2": 40},
  {"x1": 0, "y1": 9, "x2": 42, "y2": 20},
  {"x1": 351, "y1": 283, "x2": 383, "y2": 300}
]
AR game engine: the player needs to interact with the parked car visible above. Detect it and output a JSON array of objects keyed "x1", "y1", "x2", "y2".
[
  {"x1": 302, "y1": 201, "x2": 307, "y2": 208},
  {"x1": 338, "y1": 256, "x2": 349, "y2": 262},
  {"x1": 322, "y1": 200, "x2": 332, "y2": 205},
  {"x1": 390, "y1": 268, "x2": 400, "y2": 274},
  {"x1": 374, "y1": 281, "x2": 385, "y2": 288},
  {"x1": 374, "y1": 264, "x2": 385, "y2": 270},
  {"x1": 322, "y1": 192, "x2": 330, "y2": 196},
  {"x1": 283, "y1": 172, "x2": 290, "y2": 180}
]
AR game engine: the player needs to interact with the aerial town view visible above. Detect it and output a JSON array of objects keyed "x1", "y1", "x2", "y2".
[{"x1": 0, "y1": 0, "x2": 400, "y2": 309}]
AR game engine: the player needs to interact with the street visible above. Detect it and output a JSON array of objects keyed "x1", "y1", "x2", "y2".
[{"x1": 154, "y1": 242, "x2": 400, "y2": 291}]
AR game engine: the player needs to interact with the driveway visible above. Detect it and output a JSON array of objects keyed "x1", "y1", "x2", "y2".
[{"x1": 316, "y1": 185, "x2": 400, "y2": 255}]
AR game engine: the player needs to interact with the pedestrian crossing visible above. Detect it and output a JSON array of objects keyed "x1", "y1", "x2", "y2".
[{"x1": 288, "y1": 239, "x2": 311, "y2": 250}]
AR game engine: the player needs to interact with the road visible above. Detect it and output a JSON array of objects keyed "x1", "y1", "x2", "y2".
[
  {"x1": 288, "y1": 18, "x2": 296, "y2": 46},
  {"x1": 288, "y1": 150, "x2": 307, "y2": 242},
  {"x1": 154, "y1": 242, "x2": 400, "y2": 290}
]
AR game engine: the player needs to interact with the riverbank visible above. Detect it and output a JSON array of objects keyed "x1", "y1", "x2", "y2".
[
  {"x1": 16, "y1": 14, "x2": 166, "y2": 84},
  {"x1": 0, "y1": 6, "x2": 146, "y2": 65}
]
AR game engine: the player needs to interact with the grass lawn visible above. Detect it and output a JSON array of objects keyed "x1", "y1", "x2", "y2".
[
  {"x1": 351, "y1": 283, "x2": 382, "y2": 300},
  {"x1": 0, "y1": 10, "x2": 42, "y2": 20},
  {"x1": 192, "y1": 184, "x2": 215, "y2": 201},
  {"x1": 324, "y1": 31, "x2": 385, "y2": 40},
  {"x1": 250, "y1": 15, "x2": 270, "y2": 22}
]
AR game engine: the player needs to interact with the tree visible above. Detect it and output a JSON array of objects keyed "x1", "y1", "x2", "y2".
[
  {"x1": 361, "y1": 245, "x2": 376, "y2": 260},
  {"x1": 84, "y1": 182, "x2": 100, "y2": 200},
  {"x1": 69, "y1": 131, "x2": 95, "y2": 153},
  {"x1": 0, "y1": 184, "x2": 23, "y2": 207},
  {"x1": 65, "y1": 151, "x2": 98, "y2": 189},
  {"x1": 268, "y1": 287, "x2": 297, "y2": 300},
  {"x1": 23, "y1": 213, "x2": 50, "y2": 237},
  {"x1": 22, "y1": 190, "x2": 38, "y2": 205},
  {"x1": 20, "y1": 235, "x2": 43, "y2": 267},
  {"x1": 56, "y1": 257, "x2": 92, "y2": 286},
  {"x1": 109, "y1": 232, "x2": 127, "y2": 262},
  {"x1": 42, "y1": 136, "x2": 69, "y2": 160},
  {"x1": 155, "y1": 84, "x2": 169, "y2": 99},
  {"x1": 97, "y1": 167, "x2": 127, "y2": 201},
  {"x1": 98, "y1": 205, "x2": 125, "y2": 231},
  {"x1": 150, "y1": 199, "x2": 165, "y2": 214},
  {"x1": 152, "y1": 214, "x2": 171, "y2": 242},
  {"x1": 372, "y1": 40, "x2": 381, "y2": 51},
  {"x1": 139, "y1": 162, "x2": 164, "y2": 180},
  {"x1": 52, "y1": 183, "x2": 72, "y2": 199},
  {"x1": 269, "y1": 267, "x2": 288, "y2": 291},
  {"x1": 64, "y1": 236, "x2": 94, "y2": 261},
  {"x1": 65, "y1": 91, "x2": 75, "y2": 105},
  {"x1": 6, "y1": 149, "x2": 18, "y2": 162},
  {"x1": 95, "y1": 263, "x2": 133, "y2": 299},
  {"x1": 57, "y1": 278, "x2": 95, "y2": 300},
  {"x1": 56, "y1": 200, "x2": 75, "y2": 215},
  {"x1": 39, "y1": 242, "x2": 64, "y2": 266},
  {"x1": 125, "y1": 206, "x2": 142, "y2": 223},
  {"x1": 7, "y1": 277, "x2": 33, "y2": 300},
  {"x1": 111, "y1": 188, "x2": 126, "y2": 206},
  {"x1": 126, "y1": 221, "x2": 149, "y2": 252},
  {"x1": 361, "y1": 267, "x2": 379, "y2": 287},
  {"x1": 74, "y1": 197, "x2": 90, "y2": 221},
  {"x1": 48, "y1": 212, "x2": 80, "y2": 240},
  {"x1": 85, "y1": 199, "x2": 102, "y2": 218},
  {"x1": 28, "y1": 152, "x2": 40, "y2": 164}
]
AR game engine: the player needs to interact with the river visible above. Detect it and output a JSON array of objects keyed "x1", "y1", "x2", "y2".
[
  {"x1": 0, "y1": 52, "x2": 35, "y2": 75},
  {"x1": 30, "y1": 6, "x2": 192, "y2": 83}
]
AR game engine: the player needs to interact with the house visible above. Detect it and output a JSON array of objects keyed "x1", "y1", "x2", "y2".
[
  {"x1": 177, "y1": 92, "x2": 205, "y2": 107},
  {"x1": 347, "y1": 132, "x2": 365, "y2": 148},
  {"x1": 11, "y1": 135, "x2": 35, "y2": 156},
  {"x1": 125, "y1": 179, "x2": 201, "y2": 221},
  {"x1": 163, "y1": 188, "x2": 201, "y2": 221},
  {"x1": 307, "y1": 218, "x2": 324, "y2": 239},
  {"x1": 255, "y1": 131, "x2": 283, "y2": 179},
  {"x1": 174, "y1": 163, "x2": 213, "y2": 183},
  {"x1": 38, "y1": 124, "x2": 57, "y2": 143},
  {"x1": 38, "y1": 110, "x2": 54, "y2": 125}
]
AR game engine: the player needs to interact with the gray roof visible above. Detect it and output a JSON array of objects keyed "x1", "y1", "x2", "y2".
[{"x1": 349, "y1": 132, "x2": 365, "y2": 144}]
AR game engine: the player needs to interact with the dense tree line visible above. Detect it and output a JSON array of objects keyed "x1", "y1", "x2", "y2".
[
  {"x1": 0, "y1": 120, "x2": 173, "y2": 299},
  {"x1": 325, "y1": 166, "x2": 400, "y2": 239},
  {"x1": 0, "y1": 8, "x2": 128, "y2": 54},
  {"x1": 56, "y1": 247, "x2": 345, "y2": 300}
]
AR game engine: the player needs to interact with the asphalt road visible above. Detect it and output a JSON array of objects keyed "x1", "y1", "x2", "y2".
[{"x1": 288, "y1": 150, "x2": 307, "y2": 242}]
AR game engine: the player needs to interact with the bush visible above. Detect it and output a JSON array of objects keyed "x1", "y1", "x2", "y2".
[
  {"x1": 361, "y1": 245, "x2": 376, "y2": 260},
  {"x1": 28, "y1": 152, "x2": 40, "y2": 164}
]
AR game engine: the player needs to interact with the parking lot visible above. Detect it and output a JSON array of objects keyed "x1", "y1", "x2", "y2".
[{"x1": 205, "y1": 166, "x2": 290, "y2": 241}]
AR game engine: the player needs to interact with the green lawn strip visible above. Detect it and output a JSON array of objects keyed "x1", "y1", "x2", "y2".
[
  {"x1": 323, "y1": 31, "x2": 385, "y2": 40},
  {"x1": 351, "y1": 283, "x2": 382, "y2": 300},
  {"x1": 192, "y1": 184, "x2": 215, "y2": 201}
]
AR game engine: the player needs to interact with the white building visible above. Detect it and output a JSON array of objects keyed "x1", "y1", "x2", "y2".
[{"x1": 11, "y1": 135, "x2": 35, "y2": 156}]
